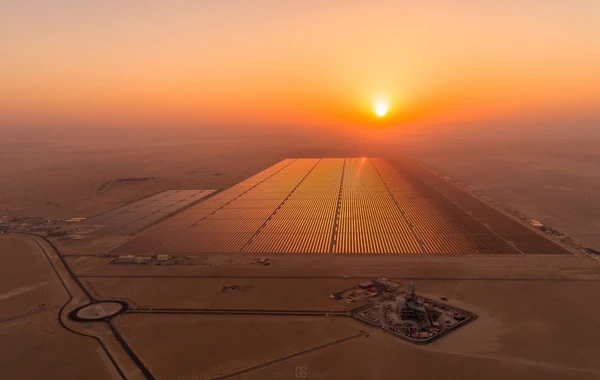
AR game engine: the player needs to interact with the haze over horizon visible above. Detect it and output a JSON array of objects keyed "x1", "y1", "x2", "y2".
[{"x1": 2, "y1": 1, "x2": 599, "y2": 133}]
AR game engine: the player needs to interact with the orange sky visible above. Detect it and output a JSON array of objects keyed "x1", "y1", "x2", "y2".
[{"x1": 1, "y1": 1, "x2": 599, "y2": 132}]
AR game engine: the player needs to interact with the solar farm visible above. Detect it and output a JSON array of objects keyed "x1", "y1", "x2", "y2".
[
  {"x1": 5, "y1": 157, "x2": 600, "y2": 380},
  {"x1": 108, "y1": 158, "x2": 573, "y2": 255},
  {"x1": 82, "y1": 190, "x2": 215, "y2": 235}
]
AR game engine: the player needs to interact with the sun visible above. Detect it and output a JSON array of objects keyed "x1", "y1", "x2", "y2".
[{"x1": 373, "y1": 95, "x2": 389, "y2": 117}]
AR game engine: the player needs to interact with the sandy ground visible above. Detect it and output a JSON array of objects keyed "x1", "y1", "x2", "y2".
[
  {"x1": 0, "y1": 235, "x2": 66, "y2": 322},
  {"x1": 67, "y1": 253, "x2": 600, "y2": 280},
  {"x1": 112, "y1": 314, "x2": 364, "y2": 379},
  {"x1": 0, "y1": 310, "x2": 120, "y2": 380},
  {"x1": 0, "y1": 235, "x2": 121, "y2": 379},
  {"x1": 84, "y1": 277, "x2": 355, "y2": 311},
  {"x1": 108, "y1": 279, "x2": 600, "y2": 379},
  {"x1": 71, "y1": 244, "x2": 600, "y2": 379},
  {"x1": 411, "y1": 280, "x2": 600, "y2": 372},
  {"x1": 242, "y1": 330, "x2": 600, "y2": 380}
]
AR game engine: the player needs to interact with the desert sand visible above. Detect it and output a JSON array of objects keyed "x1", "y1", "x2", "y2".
[{"x1": 0, "y1": 235, "x2": 121, "y2": 379}]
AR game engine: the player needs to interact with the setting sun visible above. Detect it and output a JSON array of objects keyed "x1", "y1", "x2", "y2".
[
  {"x1": 374, "y1": 96, "x2": 390, "y2": 117},
  {"x1": 1, "y1": 2, "x2": 598, "y2": 132}
]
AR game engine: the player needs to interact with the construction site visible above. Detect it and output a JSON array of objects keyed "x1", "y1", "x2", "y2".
[{"x1": 332, "y1": 279, "x2": 475, "y2": 343}]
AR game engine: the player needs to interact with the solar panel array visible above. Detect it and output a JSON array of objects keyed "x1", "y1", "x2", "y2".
[
  {"x1": 389, "y1": 158, "x2": 574, "y2": 255},
  {"x1": 108, "y1": 158, "x2": 573, "y2": 255},
  {"x1": 84, "y1": 190, "x2": 215, "y2": 235}
]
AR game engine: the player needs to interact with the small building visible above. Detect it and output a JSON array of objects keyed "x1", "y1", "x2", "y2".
[
  {"x1": 530, "y1": 219, "x2": 544, "y2": 228},
  {"x1": 156, "y1": 254, "x2": 171, "y2": 261},
  {"x1": 358, "y1": 281, "x2": 374, "y2": 289},
  {"x1": 66, "y1": 217, "x2": 87, "y2": 223}
]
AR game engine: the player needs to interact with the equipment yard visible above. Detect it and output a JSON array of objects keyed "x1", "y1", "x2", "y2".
[{"x1": 334, "y1": 279, "x2": 475, "y2": 344}]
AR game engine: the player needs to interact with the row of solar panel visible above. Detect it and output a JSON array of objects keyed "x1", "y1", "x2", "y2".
[
  {"x1": 113, "y1": 231, "x2": 550, "y2": 255},
  {"x1": 106, "y1": 158, "x2": 436, "y2": 253},
  {"x1": 86, "y1": 190, "x2": 213, "y2": 222},
  {"x1": 129, "y1": 233, "x2": 424, "y2": 254},
  {"x1": 379, "y1": 158, "x2": 572, "y2": 255},
  {"x1": 110, "y1": 158, "x2": 418, "y2": 253},
  {"x1": 87, "y1": 190, "x2": 216, "y2": 234},
  {"x1": 371, "y1": 158, "x2": 526, "y2": 254},
  {"x1": 109, "y1": 158, "x2": 573, "y2": 255}
]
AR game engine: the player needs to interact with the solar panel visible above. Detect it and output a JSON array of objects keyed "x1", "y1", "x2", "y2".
[
  {"x1": 107, "y1": 158, "x2": 573, "y2": 256},
  {"x1": 85, "y1": 190, "x2": 215, "y2": 235}
]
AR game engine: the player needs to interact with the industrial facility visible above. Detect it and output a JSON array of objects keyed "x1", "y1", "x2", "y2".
[{"x1": 331, "y1": 279, "x2": 474, "y2": 344}]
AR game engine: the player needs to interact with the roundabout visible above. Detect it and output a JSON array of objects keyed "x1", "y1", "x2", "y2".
[{"x1": 69, "y1": 301, "x2": 127, "y2": 321}]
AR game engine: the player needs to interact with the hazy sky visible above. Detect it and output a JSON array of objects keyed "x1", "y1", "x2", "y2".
[{"x1": 2, "y1": 1, "x2": 599, "y2": 131}]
